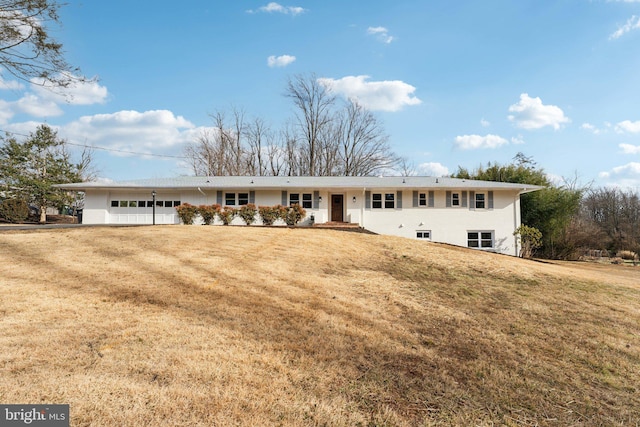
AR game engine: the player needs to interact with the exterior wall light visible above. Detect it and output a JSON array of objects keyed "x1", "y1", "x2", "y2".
[{"x1": 353, "y1": 196, "x2": 356, "y2": 203}]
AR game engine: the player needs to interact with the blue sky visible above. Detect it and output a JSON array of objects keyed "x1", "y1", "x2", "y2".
[{"x1": 1, "y1": 1, "x2": 640, "y2": 188}]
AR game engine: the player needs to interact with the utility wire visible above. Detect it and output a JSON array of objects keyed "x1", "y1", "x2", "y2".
[{"x1": 0, "y1": 128, "x2": 188, "y2": 159}]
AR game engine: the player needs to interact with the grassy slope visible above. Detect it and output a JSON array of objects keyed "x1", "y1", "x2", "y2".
[{"x1": 0, "y1": 226, "x2": 638, "y2": 426}]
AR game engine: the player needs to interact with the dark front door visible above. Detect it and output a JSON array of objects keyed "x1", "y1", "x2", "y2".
[{"x1": 331, "y1": 194, "x2": 344, "y2": 222}]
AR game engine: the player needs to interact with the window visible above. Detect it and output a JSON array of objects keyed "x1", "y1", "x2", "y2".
[
  {"x1": 238, "y1": 193, "x2": 249, "y2": 205},
  {"x1": 119, "y1": 200, "x2": 128, "y2": 207},
  {"x1": 138, "y1": 201, "x2": 147, "y2": 208},
  {"x1": 173, "y1": 201, "x2": 181, "y2": 207},
  {"x1": 111, "y1": 200, "x2": 119, "y2": 207},
  {"x1": 129, "y1": 201, "x2": 137, "y2": 208},
  {"x1": 468, "y1": 231, "x2": 494, "y2": 249},
  {"x1": 225, "y1": 193, "x2": 236, "y2": 206},
  {"x1": 416, "y1": 230, "x2": 431, "y2": 240},
  {"x1": 419, "y1": 193, "x2": 427, "y2": 206},
  {"x1": 156, "y1": 200, "x2": 163, "y2": 207},
  {"x1": 302, "y1": 193, "x2": 312, "y2": 209},
  {"x1": 163, "y1": 201, "x2": 172, "y2": 208},
  {"x1": 289, "y1": 193, "x2": 300, "y2": 206},
  {"x1": 475, "y1": 193, "x2": 485, "y2": 209},
  {"x1": 385, "y1": 193, "x2": 395, "y2": 209},
  {"x1": 372, "y1": 193, "x2": 382, "y2": 208},
  {"x1": 452, "y1": 192, "x2": 460, "y2": 206}
]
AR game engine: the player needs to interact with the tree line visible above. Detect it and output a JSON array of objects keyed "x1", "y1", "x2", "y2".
[
  {"x1": 183, "y1": 74, "x2": 400, "y2": 177},
  {"x1": 455, "y1": 154, "x2": 640, "y2": 260}
]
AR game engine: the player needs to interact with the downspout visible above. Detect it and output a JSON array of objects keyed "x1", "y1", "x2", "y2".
[
  {"x1": 361, "y1": 188, "x2": 366, "y2": 228},
  {"x1": 513, "y1": 192, "x2": 519, "y2": 257}
]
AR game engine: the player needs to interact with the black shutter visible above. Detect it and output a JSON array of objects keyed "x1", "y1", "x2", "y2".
[
  {"x1": 413, "y1": 191, "x2": 418, "y2": 207},
  {"x1": 428, "y1": 190, "x2": 435, "y2": 208},
  {"x1": 446, "y1": 191, "x2": 451, "y2": 207},
  {"x1": 396, "y1": 191, "x2": 402, "y2": 209}
]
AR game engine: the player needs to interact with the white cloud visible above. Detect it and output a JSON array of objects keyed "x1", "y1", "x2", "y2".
[
  {"x1": 615, "y1": 120, "x2": 640, "y2": 133},
  {"x1": 0, "y1": 74, "x2": 108, "y2": 121},
  {"x1": 367, "y1": 26, "x2": 394, "y2": 44},
  {"x1": 0, "y1": 72, "x2": 24, "y2": 90},
  {"x1": 480, "y1": 118, "x2": 490, "y2": 127},
  {"x1": 609, "y1": 15, "x2": 640, "y2": 40},
  {"x1": 15, "y1": 93, "x2": 63, "y2": 117},
  {"x1": 454, "y1": 134, "x2": 508, "y2": 150},
  {"x1": 417, "y1": 162, "x2": 449, "y2": 176},
  {"x1": 511, "y1": 135, "x2": 525, "y2": 145},
  {"x1": 60, "y1": 110, "x2": 200, "y2": 156},
  {"x1": 30, "y1": 75, "x2": 108, "y2": 105},
  {"x1": 318, "y1": 75, "x2": 421, "y2": 112},
  {"x1": 248, "y1": 2, "x2": 306, "y2": 15},
  {"x1": 508, "y1": 93, "x2": 570, "y2": 130},
  {"x1": 581, "y1": 122, "x2": 601, "y2": 134},
  {"x1": 267, "y1": 54, "x2": 296, "y2": 68},
  {"x1": 0, "y1": 100, "x2": 15, "y2": 125},
  {"x1": 599, "y1": 162, "x2": 640, "y2": 188},
  {"x1": 620, "y1": 143, "x2": 640, "y2": 154}
]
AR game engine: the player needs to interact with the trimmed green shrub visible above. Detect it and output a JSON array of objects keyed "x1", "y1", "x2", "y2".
[
  {"x1": 175, "y1": 203, "x2": 199, "y2": 225},
  {"x1": 284, "y1": 203, "x2": 306, "y2": 226},
  {"x1": 258, "y1": 205, "x2": 280, "y2": 226},
  {"x1": 238, "y1": 203, "x2": 257, "y2": 225},
  {"x1": 0, "y1": 198, "x2": 29, "y2": 223},
  {"x1": 219, "y1": 206, "x2": 237, "y2": 225},
  {"x1": 198, "y1": 204, "x2": 220, "y2": 225}
]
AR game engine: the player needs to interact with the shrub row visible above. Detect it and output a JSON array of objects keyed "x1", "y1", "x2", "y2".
[
  {"x1": 0, "y1": 198, "x2": 30, "y2": 223},
  {"x1": 175, "y1": 203, "x2": 306, "y2": 226}
]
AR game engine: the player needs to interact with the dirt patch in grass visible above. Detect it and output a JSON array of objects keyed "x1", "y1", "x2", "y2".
[{"x1": 1, "y1": 226, "x2": 639, "y2": 426}]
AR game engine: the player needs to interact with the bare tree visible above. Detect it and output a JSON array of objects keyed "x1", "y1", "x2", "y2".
[
  {"x1": 285, "y1": 73, "x2": 336, "y2": 175},
  {"x1": 335, "y1": 101, "x2": 398, "y2": 176},
  {"x1": 244, "y1": 116, "x2": 270, "y2": 176},
  {"x1": 0, "y1": 0, "x2": 87, "y2": 87},
  {"x1": 396, "y1": 156, "x2": 418, "y2": 176},
  {"x1": 183, "y1": 129, "x2": 220, "y2": 176}
]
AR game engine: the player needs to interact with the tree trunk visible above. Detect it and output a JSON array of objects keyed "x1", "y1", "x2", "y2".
[{"x1": 39, "y1": 205, "x2": 47, "y2": 224}]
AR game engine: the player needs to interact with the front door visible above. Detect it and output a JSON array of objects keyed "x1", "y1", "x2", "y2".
[{"x1": 331, "y1": 194, "x2": 344, "y2": 222}]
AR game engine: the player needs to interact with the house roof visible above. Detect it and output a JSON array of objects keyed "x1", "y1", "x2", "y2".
[{"x1": 55, "y1": 176, "x2": 544, "y2": 194}]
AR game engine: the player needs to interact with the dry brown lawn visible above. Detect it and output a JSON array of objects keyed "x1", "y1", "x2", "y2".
[{"x1": 0, "y1": 226, "x2": 639, "y2": 426}]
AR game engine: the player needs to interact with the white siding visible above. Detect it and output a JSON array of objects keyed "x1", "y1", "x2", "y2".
[{"x1": 80, "y1": 187, "x2": 524, "y2": 255}]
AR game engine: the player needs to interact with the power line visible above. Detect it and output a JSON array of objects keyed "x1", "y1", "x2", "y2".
[{"x1": 0, "y1": 128, "x2": 188, "y2": 159}]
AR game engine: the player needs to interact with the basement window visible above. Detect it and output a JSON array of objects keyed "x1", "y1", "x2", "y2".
[
  {"x1": 416, "y1": 230, "x2": 431, "y2": 240},
  {"x1": 468, "y1": 231, "x2": 494, "y2": 249}
]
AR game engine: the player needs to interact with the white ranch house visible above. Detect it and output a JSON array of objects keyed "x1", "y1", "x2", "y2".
[{"x1": 57, "y1": 176, "x2": 542, "y2": 256}]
